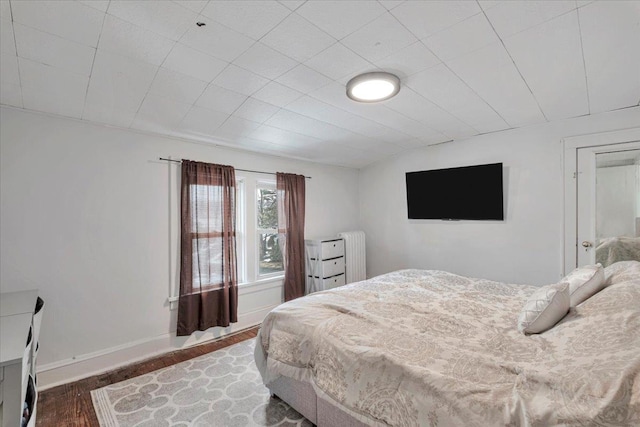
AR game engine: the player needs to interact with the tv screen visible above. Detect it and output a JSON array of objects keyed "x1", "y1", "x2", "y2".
[{"x1": 406, "y1": 163, "x2": 504, "y2": 220}]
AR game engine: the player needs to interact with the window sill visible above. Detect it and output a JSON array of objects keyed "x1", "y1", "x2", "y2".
[
  {"x1": 238, "y1": 275, "x2": 284, "y2": 289},
  {"x1": 168, "y1": 276, "x2": 285, "y2": 308}
]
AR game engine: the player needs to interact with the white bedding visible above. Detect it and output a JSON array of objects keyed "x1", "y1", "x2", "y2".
[{"x1": 256, "y1": 262, "x2": 640, "y2": 426}]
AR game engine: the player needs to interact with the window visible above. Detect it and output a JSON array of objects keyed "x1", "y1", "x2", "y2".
[
  {"x1": 235, "y1": 179, "x2": 246, "y2": 284},
  {"x1": 229, "y1": 177, "x2": 284, "y2": 284},
  {"x1": 256, "y1": 182, "x2": 283, "y2": 277},
  {"x1": 188, "y1": 180, "x2": 244, "y2": 289},
  {"x1": 189, "y1": 184, "x2": 225, "y2": 289}
]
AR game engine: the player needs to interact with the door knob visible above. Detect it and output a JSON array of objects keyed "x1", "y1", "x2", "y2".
[{"x1": 581, "y1": 241, "x2": 593, "y2": 248}]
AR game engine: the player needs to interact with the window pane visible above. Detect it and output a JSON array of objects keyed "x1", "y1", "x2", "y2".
[
  {"x1": 190, "y1": 184, "x2": 222, "y2": 233},
  {"x1": 257, "y1": 188, "x2": 278, "y2": 229},
  {"x1": 192, "y1": 237, "x2": 222, "y2": 289},
  {"x1": 259, "y1": 233, "x2": 283, "y2": 275}
]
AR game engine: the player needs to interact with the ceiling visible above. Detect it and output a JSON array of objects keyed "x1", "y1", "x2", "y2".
[{"x1": 1, "y1": 1, "x2": 639, "y2": 168}]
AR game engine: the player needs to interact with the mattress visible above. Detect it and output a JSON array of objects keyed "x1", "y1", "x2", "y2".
[{"x1": 255, "y1": 263, "x2": 640, "y2": 426}]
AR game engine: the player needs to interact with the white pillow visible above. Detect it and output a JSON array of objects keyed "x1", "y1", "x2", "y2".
[
  {"x1": 563, "y1": 264, "x2": 605, "y2": 307},
  {"x1": 518, "y1": 282, "x2": 570, "y2": 335}
]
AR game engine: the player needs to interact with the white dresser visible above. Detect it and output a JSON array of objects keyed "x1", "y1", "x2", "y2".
[
  {"x1": 0, "y1": 290, "x2": 42, "y2": 427},
  {"x1": 305, "y1": 237, "x2": 346, "y2": 294}
]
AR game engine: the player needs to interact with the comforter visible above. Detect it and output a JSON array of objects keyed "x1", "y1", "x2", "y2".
[{"x1": 255, "y1": 263, "x2": 640, "y2": 426}]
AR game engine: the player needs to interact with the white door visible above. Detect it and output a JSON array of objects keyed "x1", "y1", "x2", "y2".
[{"x1": 576, "y1": 143, "x2": 640, "y2": 267}]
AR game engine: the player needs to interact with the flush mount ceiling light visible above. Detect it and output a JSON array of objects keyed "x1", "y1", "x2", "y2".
[{"x1": 346, "y1": 72, "x2": 401, "y2": 103}]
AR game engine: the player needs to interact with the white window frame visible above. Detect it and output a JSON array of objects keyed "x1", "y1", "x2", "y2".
[
  {"x1": 235, "y1": 178, "x2": 246, "y2": 284},
  {"x1": 170, "y1": 171, "x2": 279, "y2": 307},
  {"x1": 255, "y1": 180, "x2": 284, "y2": 280}
]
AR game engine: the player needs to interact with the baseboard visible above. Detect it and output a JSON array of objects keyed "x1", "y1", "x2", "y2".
[{"x1": 36, "y1": 303, "x2": 278, "y2": 390}]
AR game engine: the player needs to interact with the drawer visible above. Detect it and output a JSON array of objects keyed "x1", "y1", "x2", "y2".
[
  {"x1": 321, "y1": 240, "x2": 344, "y2": 260},
  {"x1": 323, "y1": 274, "x2": 345, "y2": 290},
  {"x1": 322, "y1": 257, "x2": 344, "y2": 278}
]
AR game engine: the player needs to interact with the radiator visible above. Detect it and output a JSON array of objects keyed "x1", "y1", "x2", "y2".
[{"x1": 337, "y1": 231, "x2": 366, "y2": 283}]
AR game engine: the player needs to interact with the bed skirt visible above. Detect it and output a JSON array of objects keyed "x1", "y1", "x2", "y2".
[
  {"x1": 268, "y1": 375, "x2": 369, "y2": 427},
  {"x1": 255, "y1": 329, "x2": 370, "y2": 426}
]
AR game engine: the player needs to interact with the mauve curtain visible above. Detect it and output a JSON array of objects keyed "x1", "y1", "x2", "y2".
[
  {"x1": 177, "y1": 160, "x2": 238, "y2": 336},
  {"x1": 277, "y1": 173, "x2": 306, "y2": 301}
]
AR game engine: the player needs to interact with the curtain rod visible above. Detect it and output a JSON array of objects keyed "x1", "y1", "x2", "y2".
[{"x1": 158, "y1": 157, "x2": 311, "y2": 179}]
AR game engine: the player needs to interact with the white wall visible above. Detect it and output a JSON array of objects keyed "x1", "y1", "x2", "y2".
[
  {"x1": 0, "y1": 107, "x2": 360, "y2": 387},
  {"x1": 359, "y1": 107, "x2": 640, "y2": 286},
  {"x1": 3, "y1": 105, "x2": 639, "y2": 388}
]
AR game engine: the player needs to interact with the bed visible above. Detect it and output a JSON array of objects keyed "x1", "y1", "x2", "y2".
[{"x1": 254, "y1": 261, "x2": 640, "y2": 426}]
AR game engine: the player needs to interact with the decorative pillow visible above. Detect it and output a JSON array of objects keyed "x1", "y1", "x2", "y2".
[
  {"x1": 518, "y1": 282, "x2": 570, "y2": 335},
  {"x1": 563, "y1": 264, "x2": 605, "y2": 307}
]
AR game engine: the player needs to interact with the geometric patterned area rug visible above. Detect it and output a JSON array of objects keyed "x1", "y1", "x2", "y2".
[{"x1": 91, "y1": 339, "x2": 312, "y2": 427}]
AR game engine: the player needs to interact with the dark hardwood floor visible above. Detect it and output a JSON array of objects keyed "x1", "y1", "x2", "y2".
[{"x1": 36, "y1": 326, "x2": 259, "y2": 426}]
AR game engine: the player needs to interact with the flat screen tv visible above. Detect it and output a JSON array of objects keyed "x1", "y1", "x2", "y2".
[{"x1": 406, "y1": 162, "x2": 504, "y2": 220}]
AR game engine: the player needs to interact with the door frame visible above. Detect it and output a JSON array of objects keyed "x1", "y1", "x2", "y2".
[{"x1": 562, "y1": 127, "x2": 640, "y2": 274}]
